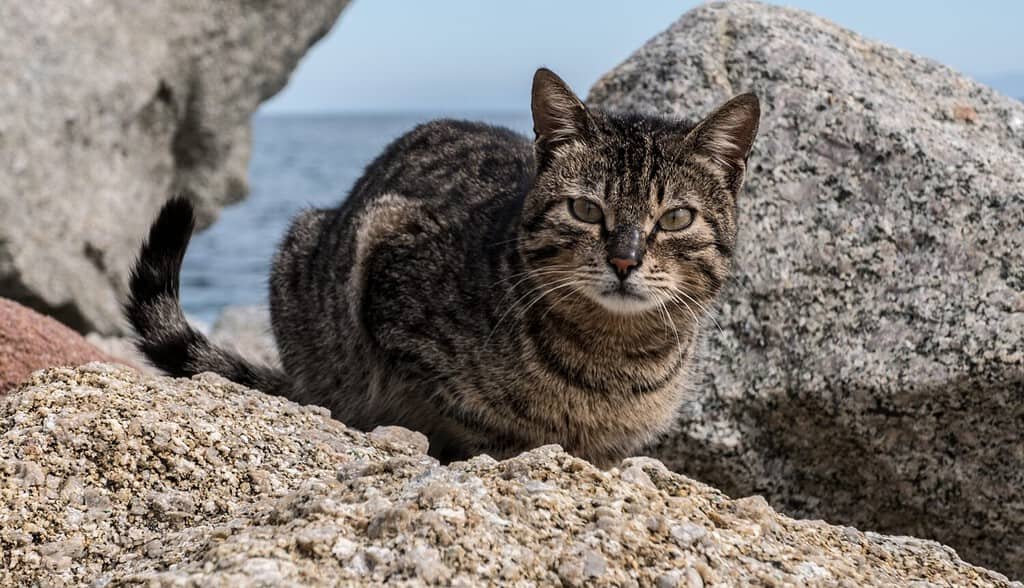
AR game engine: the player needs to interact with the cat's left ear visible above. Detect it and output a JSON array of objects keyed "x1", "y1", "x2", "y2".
[
  {"x1": 531, "y1": 68, "x2": 591, "y2": 152},
  {"x1": 682, "y1": 93, "x2": 761, "y2": 173}
]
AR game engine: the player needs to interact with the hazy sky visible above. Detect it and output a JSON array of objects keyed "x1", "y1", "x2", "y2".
[{"x1": 262, "y1": 0, "x2": 1024, "y2": 113}]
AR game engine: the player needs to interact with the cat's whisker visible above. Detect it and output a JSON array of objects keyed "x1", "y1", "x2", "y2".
[
  {"x1": 485, "y1": 236, "x2": 522, "y2": 249},
  {"x1": 497, "y1": 267, "x2": 567, "y2": 283},
  {"x1": 515, "y1": 279, "x2": 585, "y2": 321},
  {"x1": 537, "y1": 283, "x2": 586, "y2": 324},
  {"x1": 657, "y1": 300, "x2": 682, "y2": 350},
  {"x1": 669, "y1": 286, "x2": 725, "y2": 337},
  {"x1": 662, "y1": 289, "x2": 703, "y2": 335},
  {"x1": 497, "y1": 273, "x2": 565, "y2": 301},
  {"x1": 502, "y1": 276, "x2": 579, "y2": 321},
  {"x1": 494, "y1": 269, "x2": 575, "y2": 305},
  {"x1": 495, "y1": 267, "x2": 572, "y2": 288},
  {"x1": 671, "y1": 287, "x2": 712, "y2": 316},
  {"x1": 484, "y1": 276, "x2": 580, "y2": 348}
]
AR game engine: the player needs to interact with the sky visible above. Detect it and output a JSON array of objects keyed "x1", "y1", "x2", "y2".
[{"x1": 262, "y1": 0, "x2": 1024, "y2": 114}]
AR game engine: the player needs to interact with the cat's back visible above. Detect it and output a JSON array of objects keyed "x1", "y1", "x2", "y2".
[
  {"x1": 347, "y1": 119, "x2": 534, "y2": 210},
  {"x1": 269, "y1": 118, "x2": 535, "y2": 421}
]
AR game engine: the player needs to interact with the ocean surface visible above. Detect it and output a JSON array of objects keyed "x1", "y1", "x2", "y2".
[{"x1": 180, "y1": 112, "x2": 532, "y2": 324}]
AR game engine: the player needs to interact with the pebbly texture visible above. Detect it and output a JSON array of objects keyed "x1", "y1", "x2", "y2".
[
  {"x1": 0, "y1": 298, "x2": 121, "y2": 394},
  {"x1": 589, "y1": 0, "x2": 1024, "y2": 578},
  {"x1": 0, "y1": 0, "x2": 348, "y2": 335},
  {"x1": 1, "y1": 365, "x2": 1018, "y2": 587}
]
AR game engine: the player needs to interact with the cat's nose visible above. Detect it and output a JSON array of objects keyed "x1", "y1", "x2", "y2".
[
  {"x1": 609, "y1": 256, "x2": 638, "y2": 279},
  {"x1": 607, "y1": 226, "x2": 645, "y2": 281}
]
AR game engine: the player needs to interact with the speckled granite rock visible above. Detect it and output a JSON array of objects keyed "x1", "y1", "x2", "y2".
[
  {"x1": 0, "y1": 298, "x2": 122, "y2": 393},
  {"x1": 589, "y1": 0, "x2": 1024, "y2": 578},
  {"x1": 0, "y1": 365, "x2": 1017, "y2": 586},
  {"x1": 0, "y1": 0, "x2": 348, "y2": 334}
]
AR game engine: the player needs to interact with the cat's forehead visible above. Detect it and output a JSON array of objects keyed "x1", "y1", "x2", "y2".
[
  {"x1": 568, "y1": 121, "x2": 692, "y2": 203},
  {"x1": 588, "y1": 115, "x2": 691, "y2": 172}
]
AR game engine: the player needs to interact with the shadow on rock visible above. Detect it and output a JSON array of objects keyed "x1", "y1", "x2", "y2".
[{"x1": 655, "y1": 368, "x2": 1024, "y2": 577}]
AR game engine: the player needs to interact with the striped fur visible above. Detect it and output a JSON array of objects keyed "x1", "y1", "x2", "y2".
[{"x1": 127, "y1": 69, "x2": 759, "y2": 467}]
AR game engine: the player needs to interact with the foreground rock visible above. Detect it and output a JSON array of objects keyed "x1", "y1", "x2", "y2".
[
  {"x1": 0, "y1": 299, "x2": 121, "y2": 394},
  {"x1": 1, "y1": 366, "x2": 1016, "y2": 586},
  {"x1": 589, "y1": 0, "x2": 1024, "y2": 577},
  {"x1": 0, "y1": 0, "x2": 348, "y2": 334}
]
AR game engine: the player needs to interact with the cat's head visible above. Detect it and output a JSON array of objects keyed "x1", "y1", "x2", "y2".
[{"x1": 519, "y1": 68, "x2": 759, "y2": 316}]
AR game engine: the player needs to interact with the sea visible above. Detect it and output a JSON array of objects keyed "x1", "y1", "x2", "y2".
[{"x1": 180, "y1": 111, "x2": 533, "y2": 324}]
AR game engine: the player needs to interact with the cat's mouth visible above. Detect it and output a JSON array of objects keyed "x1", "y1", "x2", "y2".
[
  {"x1": 590, "y1": 284, "x2": 658, "y2": 314},
  {"x1": 604, "y1": 283, "x2": 643, "y2": 299}
]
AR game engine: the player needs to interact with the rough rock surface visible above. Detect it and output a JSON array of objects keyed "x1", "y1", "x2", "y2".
[
  {"x1": 589, "y1": 0, "x2": 1024, "y2": 577},
  {"x1": 0, "y1": 0, "x2": 348, "y2": 335},
  {"x1": 1, "y1": 365, "x2": 1017, "y2": 587},
  {"x1": 0, "y1": 298, "x2": 121, "y2": 394}
]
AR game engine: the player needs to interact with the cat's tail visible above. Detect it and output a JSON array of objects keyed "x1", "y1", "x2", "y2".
[{"x1": 125, "y1": 197, "x2": 289, "y2": 394}]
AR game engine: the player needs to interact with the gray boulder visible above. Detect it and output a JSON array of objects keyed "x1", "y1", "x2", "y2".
[
  {"x1": 0, "y1": 0, "x2": 348, "y2": 334},
  {"x1": 589, "y1": 0, "x2": 1024, "y2": 577}
]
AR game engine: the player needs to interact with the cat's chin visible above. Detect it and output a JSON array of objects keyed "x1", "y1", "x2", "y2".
[{"x1": 588, "y1": 290, "x2": 661, "y2": 315}]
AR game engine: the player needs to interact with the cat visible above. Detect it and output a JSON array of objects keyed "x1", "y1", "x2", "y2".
[{"x1": 126, "y1": 68, "x2": 759, "y2": 467}]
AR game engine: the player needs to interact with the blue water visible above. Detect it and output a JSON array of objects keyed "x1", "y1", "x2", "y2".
[{"x1": 181, "y1": 111, "x2": 533, "y2": 324}]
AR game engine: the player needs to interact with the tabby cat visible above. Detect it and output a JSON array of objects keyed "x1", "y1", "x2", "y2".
[{"x1": 127, "y1": 68, "x2": 759, "y2": 467}]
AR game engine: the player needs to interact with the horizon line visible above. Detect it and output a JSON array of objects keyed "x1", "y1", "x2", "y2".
[{"x1": 257, "y1": 107, "x2": 532, "y2": 117}]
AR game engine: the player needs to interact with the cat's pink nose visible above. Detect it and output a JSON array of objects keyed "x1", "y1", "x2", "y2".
[
  {"x1": 610, "y1": 257, "x2": 637, "y2": 272},
  {"x1": 609, "y1": 256, "x2": 638, "y2": 279}
]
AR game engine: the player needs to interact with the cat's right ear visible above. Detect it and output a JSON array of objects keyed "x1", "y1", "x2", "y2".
[
  {"x1": 531, "y1": 68, "x2": 591, "y2": 152},
  {"x1": 681, "y1": 93, "x2": 760, "y2": 173}
]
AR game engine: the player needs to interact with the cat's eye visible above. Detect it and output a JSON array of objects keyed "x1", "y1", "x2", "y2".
[
  {"x1": 659, "y1": 208, "x2": 695, "y2": 231},
  {"x1": 568, "y1": 198, "x2": 603, "y2": 224}
]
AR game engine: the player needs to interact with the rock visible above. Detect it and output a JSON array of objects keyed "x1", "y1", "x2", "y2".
[
  {"x1": 0, "y1": 0, "x2": 349, "y2": 335},
  {"x1": 657, "y1": 571, "x2": 682, "y2": 588},
  {"x1": 369, "y1": 425, "x2": 431, "y2": 455},
  {"x1": 0, "y1": 365, "x2": 1018, "y2": 586},
  {"x1": 210, "y1": 305, "x2": 280, "y2": 367},
  {"x1": 0, "y1": 298, "x2": 124, "y2": 393},
  {"x1": 588, "y1": 0, "x2": 1024, "y2": 577}
]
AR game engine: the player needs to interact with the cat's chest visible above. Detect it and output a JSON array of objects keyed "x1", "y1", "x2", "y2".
[
  {"x1": 516, "y1": 317, "x2": 688, "y2": 394},
  {"x1": 505, "y1": 334, "x2": 684, "y2": 418},
  {"x1": 523, "y1": 362, "x2": 686, "y2": 460}
]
